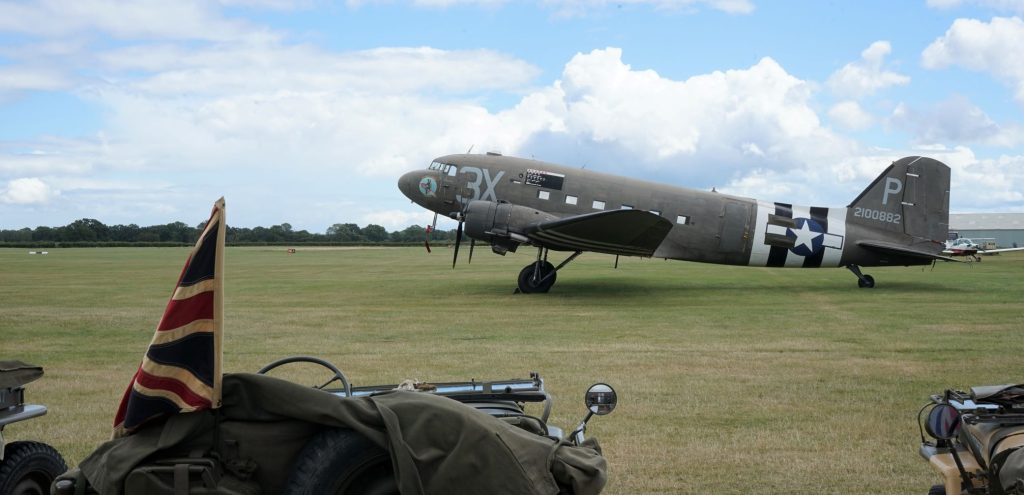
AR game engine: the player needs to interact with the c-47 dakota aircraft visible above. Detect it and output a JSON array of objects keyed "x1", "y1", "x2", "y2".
[{"x1": 398, "y1": 153, "x2": 953, "y2": 293}]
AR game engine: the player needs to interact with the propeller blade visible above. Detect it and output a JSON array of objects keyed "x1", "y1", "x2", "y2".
[
  {"x1": 468, "y1": 239, "x2": 475, "y2": 264},
  {"x1": 452, "y1": 221, "x2": 463, "y2": 269}
]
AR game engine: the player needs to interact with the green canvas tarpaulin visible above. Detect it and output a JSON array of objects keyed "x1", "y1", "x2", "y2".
[
  {"x1": 75, "y1": 373, "x2": 606, "y2": 495},
  {"x1": 0, "y1": 361, "x2": 43, "y2": 389}
]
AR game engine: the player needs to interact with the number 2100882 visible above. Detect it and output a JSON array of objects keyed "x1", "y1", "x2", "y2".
[{"x1": 853, "y1": 207, "x2": 901, "y2": 225}]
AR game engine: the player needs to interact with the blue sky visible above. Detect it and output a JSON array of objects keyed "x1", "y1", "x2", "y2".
[{"x1": 1, "y1": 0, "x2": 1023, "y2": 231}]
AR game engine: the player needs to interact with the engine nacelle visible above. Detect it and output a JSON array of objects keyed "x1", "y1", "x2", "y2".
[{"x1": 463, "y1": 200, "x2": 558, "y2": 255}]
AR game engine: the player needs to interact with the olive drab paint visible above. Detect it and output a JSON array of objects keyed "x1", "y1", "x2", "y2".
[{"x1": 398, "y1": 154, "x2": 952, "y2": 293}]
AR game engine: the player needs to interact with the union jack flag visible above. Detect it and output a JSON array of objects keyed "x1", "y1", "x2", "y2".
[{"x1": 113, "y1": 198, "x2": 225, "y2": 437}]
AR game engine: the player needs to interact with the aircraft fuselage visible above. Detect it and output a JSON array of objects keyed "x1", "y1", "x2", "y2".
[{"x1": 398, "y1": 153, "x2": 951, "y2": 291}]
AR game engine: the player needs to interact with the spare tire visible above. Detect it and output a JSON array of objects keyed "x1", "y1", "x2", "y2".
[{"x1": 282, "y1": 429, "x2": 397, "y2": 495}]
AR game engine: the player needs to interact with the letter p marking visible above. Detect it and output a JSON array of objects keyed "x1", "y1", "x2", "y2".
[{"x1": 882, "y1": 177, "x2": 903, "y2": 205}]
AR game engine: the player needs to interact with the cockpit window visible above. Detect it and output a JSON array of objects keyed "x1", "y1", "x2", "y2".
[{"x1": 428, "y1": 162, "x2": 458, "y2": 176}]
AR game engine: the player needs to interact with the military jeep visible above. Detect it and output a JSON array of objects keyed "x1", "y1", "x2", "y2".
[
  {"x1": 55, "y1": 356, "x2": 615, "y2": 495},
  {"x1": 0, "y1": 361, "x2": 67, "y2": 495}
]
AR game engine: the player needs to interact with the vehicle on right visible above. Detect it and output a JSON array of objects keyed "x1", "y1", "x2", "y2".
[{"x1": 919, "y1": 383, "x2": 1024, "y2": 494}]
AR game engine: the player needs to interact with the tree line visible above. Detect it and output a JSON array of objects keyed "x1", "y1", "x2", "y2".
[{"x1": 0, "y1": 218, "x2": 457, "y2": 246}]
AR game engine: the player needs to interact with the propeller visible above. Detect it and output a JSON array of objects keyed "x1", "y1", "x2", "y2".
[
  {"x1": 452, "y1": 220, "x2": 463, "y2": 269},
  {"x1": 424, "y1": 212, "x2": 438, "y2": 253},
  {"x1": 468, "y1": 239, "x2": 475, "y2": 264}
]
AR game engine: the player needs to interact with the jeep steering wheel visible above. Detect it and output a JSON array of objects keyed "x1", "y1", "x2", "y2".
[{"x1": 257, "y1": 356, "x2": 352, "y2": 397}]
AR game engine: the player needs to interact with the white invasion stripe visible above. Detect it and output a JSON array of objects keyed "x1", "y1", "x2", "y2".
[
  {"x1": 785, "y1": 205, "x2": 812, "y2": 267},
  {"x1": 748, "y1": 200, "x2": 774, "y2": 266},
  {"x1": 822, "y1": 207, "x2": 847, "y2": 267},
  {"x1": 822, "y1": 233, "x2": 843, "y2": 249}
]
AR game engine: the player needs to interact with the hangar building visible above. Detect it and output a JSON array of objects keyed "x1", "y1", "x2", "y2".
[{"x1": 949, "y1": 213, "x2": 1024, "y2": 248}]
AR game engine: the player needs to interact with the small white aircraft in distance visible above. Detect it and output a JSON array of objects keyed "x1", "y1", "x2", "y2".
[{"x1": 943, "y1": 237, "x2": 1024, "y2": 261}]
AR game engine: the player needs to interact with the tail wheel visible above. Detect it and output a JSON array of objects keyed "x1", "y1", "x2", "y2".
[
  {"x1": 517, "y1": 261, "x2": 556, "y2": 293},
  {"x1": 0, "y1": 441, "x2": 68, "y2": 495},
  {"x1": 282, "y1": 428, "x2": 397, "y2": 495}
]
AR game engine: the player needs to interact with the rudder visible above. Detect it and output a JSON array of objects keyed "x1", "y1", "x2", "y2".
[{"x1": 848, "y1": 156, "x2": 950, "y2": 242}]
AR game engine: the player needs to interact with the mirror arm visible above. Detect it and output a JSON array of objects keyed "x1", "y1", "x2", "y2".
[{"x1": 569, "y1": 411, "x2": 595, "y2": 445}]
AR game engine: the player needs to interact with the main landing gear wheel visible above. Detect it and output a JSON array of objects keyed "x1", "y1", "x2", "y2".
[
  {"x1": 846, "y1": 264, "x2": 876, "y2": 289},
  {"x1": 857, "y1": 274, "x2": 875, "y2": 288},
  {"x1": 518, "y1": 261, "x2": 556, "y2": 293}
]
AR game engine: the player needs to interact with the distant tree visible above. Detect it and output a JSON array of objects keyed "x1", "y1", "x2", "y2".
[
  {"x1": 361, "y1": 224, "x2": 388, "y2": 242},
  {"x1": 60, "y1": 219, "x2": 108, "y2": 242},
  {"x1": 32, "y1": 226, "x2": 55, "y2": 241},
  {"x1": 327, "y1": 223, "x2": 364, "y2": 242},
  {"x1": 392, "y1": 225, "x2": 427, "y2": 243},
  {"x1": 110, "y1": 224, "x2": 140, "y2": 242}
]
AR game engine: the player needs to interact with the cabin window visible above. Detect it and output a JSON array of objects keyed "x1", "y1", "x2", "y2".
[
  {"x1": 676, "y1": 215, "x2": 690, "y2": 225},
  {"x1": 620, "y1": 204, "x2": 633, "y2": 210},
  {"x1": 592, "y1": 200, "x2": 605, "y2": 210},
  {"x1": 447, "y1": 166, "x2": 458, "y2": 177},
  {"x1": 565, "y1": 195, "x2": 578, "y2": 205},
  {"x1": 650, "y1": 210, "x2": 661, "y2": 216},
  {"x1": 538, "y1": 190, "x2": 550, "y2": 200}
]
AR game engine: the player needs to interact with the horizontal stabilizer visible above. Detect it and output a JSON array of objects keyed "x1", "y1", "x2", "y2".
[
  {"x1": 526, "y1": 210, "x2": 673, "y2": 256},
  {"x1": 857, "y1": 240, "x2": 959, "y2": 262}
]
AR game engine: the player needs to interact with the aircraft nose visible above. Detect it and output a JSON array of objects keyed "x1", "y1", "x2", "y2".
[{"x1": 397, "y1": 171, "x2": 420, "y2": 201}]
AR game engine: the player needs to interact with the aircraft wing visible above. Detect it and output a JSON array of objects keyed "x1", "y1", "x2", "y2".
[
  {"x1": 981, "y1": 247, "x2": 1024, "y2": 254},
  {"x1": 525, "y1": 210, "x2": 673, "y2": 257},
  {"x1": 858, "y1": 240, "x2": 960, "y2": 262}
]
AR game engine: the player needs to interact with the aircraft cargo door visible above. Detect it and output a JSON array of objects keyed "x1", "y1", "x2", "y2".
[{"x1": 719, "y1": 201, "x2": 752, "y2": 254}]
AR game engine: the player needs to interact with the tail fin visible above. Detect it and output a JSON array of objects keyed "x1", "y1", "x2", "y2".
[{"x1": 848, "y1": 156, "x2": 950, "y2": 242}]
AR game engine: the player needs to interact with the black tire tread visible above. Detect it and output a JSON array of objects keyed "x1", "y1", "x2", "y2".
[
  {"x1": 282, "y1": 428, "x2": 393, "y2": 495},
  {"x1": 0, "y1": 441, "x2": 68, "y2": 495}
]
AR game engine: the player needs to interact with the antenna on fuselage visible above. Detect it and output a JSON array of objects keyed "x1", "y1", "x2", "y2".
[{"x1": 466, "y1": 145, "x2": 474, "y2": 154}]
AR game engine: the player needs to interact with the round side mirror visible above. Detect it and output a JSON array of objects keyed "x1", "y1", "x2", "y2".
[
  {"x1": 585, "y1": 383, "x2": 617, "y2": 416},
  {"x1": 925, "y1": 403, "x2": 961, "y2": 440}
]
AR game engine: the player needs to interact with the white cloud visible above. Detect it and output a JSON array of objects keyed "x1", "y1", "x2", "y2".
[
  {"x1": 0, "y1": 67, "x2": 71, "y2": 94},
  {"x1": 828, "y1": 101, "x2": 874, "y2": 131},
  {"x1": 827, "y1": 41, "x2": 910, "y2": 99},
  {"x1": 922, "y1": 16, "x2": 1024, "y2": 103},
  {"x1": 890, "y1": 95, "x2": 1024, "y2": 146},
  {"x1": 521, "y1": 48, "x2": 854, "y2": 184},
  {"x1": 0, "y1": 0, "x2": 277, "y2": 42},
  {"x1": 926, "y1": 0, "x2": 1024, "y2": 13},
  {"x1": 540, "y1": 0, "x2": 755, "y2": 15},
  {"x1": 1, "y1": 178, "x2": 58, "y2": 205},
  {"x1": 347, "y1": 0, "x2": 754, "y2": 14},
  {"x1": 95, "y1": 45, "x2": 541, "y2": 96},
  {"x1": 927, "y1": 147, "x2": 1024, "y2": 209}
]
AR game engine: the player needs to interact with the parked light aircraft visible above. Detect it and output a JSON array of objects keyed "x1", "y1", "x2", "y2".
[
  {"x1": 943, "y1": 237, "x2": 1024, "y2": 261},
  {"x1": 398, "y1": 153, "x2": 954, "y2": 293}
]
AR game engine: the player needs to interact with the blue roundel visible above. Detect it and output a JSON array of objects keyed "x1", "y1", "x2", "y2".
[{"x1": 786, "y1": 217, "x2": 825, "y2": 257}]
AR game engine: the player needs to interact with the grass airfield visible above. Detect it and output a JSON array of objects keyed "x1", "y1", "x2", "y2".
[{"x1": 2, "y1": 246, "x2": 1022, "y2": 494}]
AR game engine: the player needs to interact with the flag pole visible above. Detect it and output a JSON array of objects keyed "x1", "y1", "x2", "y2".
[{"x1": 213, "y1": 197, "x2": 225, "y2": 407}]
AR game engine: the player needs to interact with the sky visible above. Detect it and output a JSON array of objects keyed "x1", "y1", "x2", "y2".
[{"x1": 1, "y1": 0, "x2": 1023, "y2": 232}]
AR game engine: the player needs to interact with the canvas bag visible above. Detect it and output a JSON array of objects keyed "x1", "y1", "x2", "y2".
[{"x1": 124, "y1": 452, "x2": 260, "y2": 495}]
